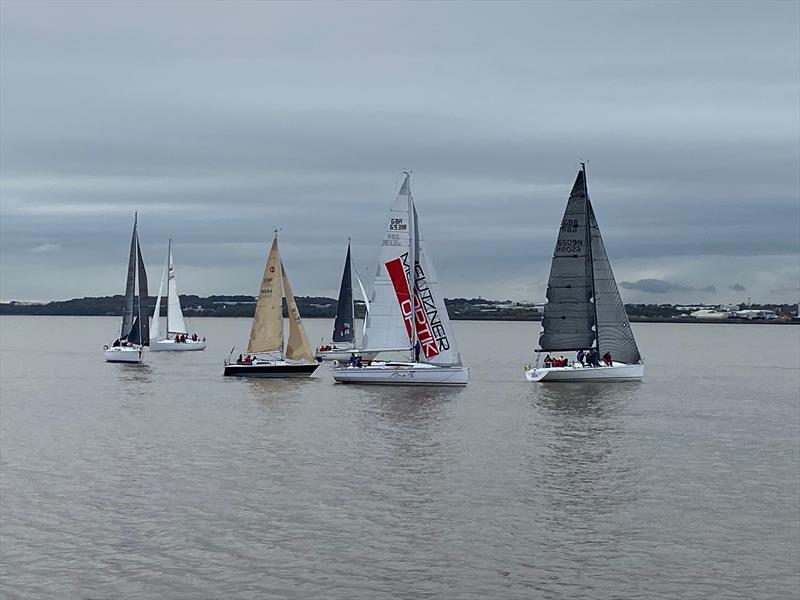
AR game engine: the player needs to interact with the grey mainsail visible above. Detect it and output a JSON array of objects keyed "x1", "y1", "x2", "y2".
[
  {"x1": 539, "y1": 166, "x2": 640, "y2": 364},
  {"x1": 121, "y1": 217, "x2": 138, "y2": 339},
  {"x1": 332, "y1": 242, "x2": 355, "y2": 343},
  {"x1": 538, "y1": 170, "x2": 595, "y2": 351}
]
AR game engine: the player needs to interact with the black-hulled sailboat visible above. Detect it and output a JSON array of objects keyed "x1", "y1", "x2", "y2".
[
  {"x1": 315, "y1": 240, "x2": 373, "y2": 362},
  {"x1": 104, "y1": 214, "x2": 149, "y2": 363},
  {"x1": 526, "y1": 164, "x2": 643, "y2": 382},
  {"x1": 223, "y1": 232, "x2": 319, "y2": 377}
]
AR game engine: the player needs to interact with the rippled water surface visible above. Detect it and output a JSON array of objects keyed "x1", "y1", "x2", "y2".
[{"x1": 1, "y1": 316, "x2": 798, "y2": 599}]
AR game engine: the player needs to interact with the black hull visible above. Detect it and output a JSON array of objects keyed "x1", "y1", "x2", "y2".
[{"x1": 223, "y1": 363, "x2": 319, "y2": 378}]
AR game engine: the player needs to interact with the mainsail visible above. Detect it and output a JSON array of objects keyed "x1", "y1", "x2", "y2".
[
  {"x1": 332, "y1": 242, "x2": 355, "y2": 343},
  {"x1": 539, "y1": 171, "x2": 595, "y2": 351},
  {"x1": 361, "y1": 175, "x2": 416, "y2": 353},
  {"x1": 281, "y1": 262, "x2": 314, "y2": 362},
  {"x1": 166, "y1": 242, "x2": 188, "y2": 335},
  {"x1": 135, "y1": 238, "x2": 149, "y2": 345},
  {"x1": 247, "y1": 237, "x2": 284, "y2": 354},
  {"x1": 121, "y1": 217, "x2": 138, "y2": 339},
  {"x1": 538, "y1": 166, "x2": 640, "y2": 364}
]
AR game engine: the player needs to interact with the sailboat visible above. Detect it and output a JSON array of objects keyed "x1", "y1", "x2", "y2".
[
  {"x1": 525, "y1": 164, "x2": 644, "y2": 382},
  {"x1": 223, "y1": 232, "x2": 319, "y2": 378},
  {"x1": 149, "y1": 239, "x2": 206, "y2": 351},
  {"x1": 104, "y1": 214, "x2": 149, "y2": 363},
  {"x1": 331, "y1": 173, "x2": 469, "y2": 386},
  {"x1": 315, "y1": 240, "x2": 375, "y2": 362}
]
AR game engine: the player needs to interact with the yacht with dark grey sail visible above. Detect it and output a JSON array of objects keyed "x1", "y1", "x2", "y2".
[
  {"x1": 104, "y1": 214, "x2": 149, "y2": 363},
  {"x1": 526, "y1": 164, "x2": 643, "y2": 382}
]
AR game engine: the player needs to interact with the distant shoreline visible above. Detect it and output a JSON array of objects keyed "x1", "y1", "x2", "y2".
[{"x1": 0, "y1": 313, "x2": 797, "y2": 325}]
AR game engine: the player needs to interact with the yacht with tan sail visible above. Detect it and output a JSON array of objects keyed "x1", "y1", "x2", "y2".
[{"x1": 223, "y1": 231, "x2": 319, "y2": 378}]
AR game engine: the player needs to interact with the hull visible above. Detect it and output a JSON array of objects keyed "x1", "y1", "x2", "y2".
[
  {"x1": 150, "y1": 339, "x2": 207, "y2": 352},
  {"x1": 332, "y1": 362, "x2": 469, "y2": 386},
  {"x1": 223, "y1": 360, "x2": 319, "y2": 378},
  {"x1": 104, "y1": 345, "x2": 143, "y2": 363},
  {"x1": 525, "y1": 361, "x2": 644, "y2": 382}
]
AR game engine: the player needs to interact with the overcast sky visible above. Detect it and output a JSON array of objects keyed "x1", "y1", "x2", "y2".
[{"x1": 1, "y1": 0, "x2": 798, "y2": 304}]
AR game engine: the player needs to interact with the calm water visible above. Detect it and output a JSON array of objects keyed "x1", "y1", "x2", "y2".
[{"x1": 1, "y1": 316, "x2": 798, "y2": 599}]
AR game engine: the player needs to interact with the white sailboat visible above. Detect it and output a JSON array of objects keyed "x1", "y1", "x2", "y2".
[
  {"x1": 104, "y1": 214, "x2": 149, "y2": 363},
  {"x1": 223, "y1": 232, "x2": 319, "y2": 378},
  {"x1": 332, "y1": 173, "x2": 469, "y2": 386},
  {"x1": 315, "y1": 240, "x2": 375, "y2": 362},
  {"x1": 149, "y1": 239, "x2": 206, "y2": 351},
  {"x1": 525, "y1": 164, "x2": 644, "y2": 382}
]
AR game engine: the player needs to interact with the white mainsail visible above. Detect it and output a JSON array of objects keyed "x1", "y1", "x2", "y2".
[
  {"x1": 166, "y1": 243, "x2": 188, "y2": 335},
  {"x1": 247, "y1": 237, "x2": 284, "y2": 354},
  {"x1": 361, "y1": 175, "x2": 416, "y2": 353},
  {"x1": 281, "y1": 262, "x2": 314, "y2": 362}
]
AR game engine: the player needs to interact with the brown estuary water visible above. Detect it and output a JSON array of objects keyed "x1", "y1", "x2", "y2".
[{"x1": 1, "y1": 316, "x2": 798, "y2": 599}]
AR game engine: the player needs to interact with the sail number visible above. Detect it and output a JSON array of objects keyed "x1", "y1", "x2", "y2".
[
  {"x1": 556, "y1": 239, "x2": 583, "y2": 253},
  {"x1": 389, "y1": 218, "x2": 407, "y2": 231},
  {"x1": 560, "y1": 218, "x2": 579, "y2": 233}
]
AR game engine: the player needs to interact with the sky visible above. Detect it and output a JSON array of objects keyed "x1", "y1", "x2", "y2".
[{"x1": 1, "y1": 0, "x2": 798, "y2": 304}]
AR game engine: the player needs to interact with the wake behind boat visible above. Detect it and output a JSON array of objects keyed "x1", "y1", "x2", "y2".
[
  {"x1": 104, "y1": 214, "x2": 149, "y2": 363},
  {"x1": 525, "y1": 164, "x2": 643, "y2": 383},
  {"x1": 149, "y1": 239, "x2": 206, "y2": 351},
  {"x1": 223, "y1": 232, "x2": 319, "y2": 378},
  {"x1": 332, "y1": 173, "x2": 468, "y2": 386}
]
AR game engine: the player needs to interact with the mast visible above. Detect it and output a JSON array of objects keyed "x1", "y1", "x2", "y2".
[
  {"x1": 134, "y1": 214, "x2": 142, "y2": 345},
  {"x1": 406, "y1": 172, "x2": 418, "y2": 361},
  {"x1": 275, "y1": 229, "x2": 285, "y2": 359},
  {"x1": 348, "y1": 238, "x2": 355, "y2": 342},
  {"x1": 166, "y1": 238, "x2": 171, "y2": 337},
  {"x1": 582, "y1": 162, "x2": 600, "y2": 351}
]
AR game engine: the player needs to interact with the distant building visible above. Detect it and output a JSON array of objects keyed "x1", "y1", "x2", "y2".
[
  {"x1": 690, "y1": 309, "x2": 731, "y2": 320},
  {"x1": 734, "y1": 309, "x2": 777, "y2": 320}
]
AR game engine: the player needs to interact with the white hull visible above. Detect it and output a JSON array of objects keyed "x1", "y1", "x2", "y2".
[
  {"x1": 525, "y1": 361, "x2": 644, "y2": 382},
  {"x1": 104, "y1": 345, "x2": 143, "y2": 363},
  {"x1": 332, "y1": 361, "x2": 469, "y2": 386},
  {"x1": 149, "y1": 339, "x2": 207, "y2": 352}
]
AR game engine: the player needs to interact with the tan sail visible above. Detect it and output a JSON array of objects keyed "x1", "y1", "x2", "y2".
[
  {"x1": 281, "y1": 261, "x2": 314, "y2": 362},
  {"x1": 247, "y1": 238, "x2": 284, "y2": 354}
]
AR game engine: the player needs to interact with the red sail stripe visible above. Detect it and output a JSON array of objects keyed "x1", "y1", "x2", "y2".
[{"x1": 385, "y1": 257, "x2": 439, "y2": 359}]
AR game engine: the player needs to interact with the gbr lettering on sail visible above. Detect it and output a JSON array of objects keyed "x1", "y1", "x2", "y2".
[{"x1": 384, "y1": 252, "x2": 451, "y2": 359}]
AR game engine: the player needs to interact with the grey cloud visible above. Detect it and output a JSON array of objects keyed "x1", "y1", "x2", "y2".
[
  {"x1": 730, "y1": 283, "x2": 747, "y2": 292},
  {"x1": 619, "y1": 279, "x2": 716, "y2": 295},
  {"x1": 1, "y1": 1, "x2": 798, "y2": 302}
]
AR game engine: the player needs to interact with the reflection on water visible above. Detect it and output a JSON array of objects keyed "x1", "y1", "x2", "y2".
[{"x1": 1, "y1": 317, "x2": 798, "y2": 599}]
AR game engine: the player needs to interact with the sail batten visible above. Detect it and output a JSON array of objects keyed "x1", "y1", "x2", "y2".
[{"x1": 247, "y1": 238, "x2": 284, "y2": 354}]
